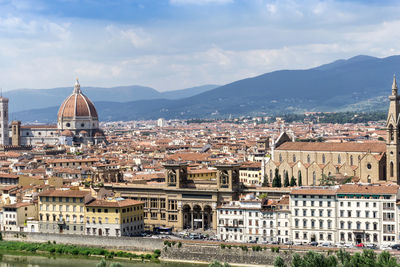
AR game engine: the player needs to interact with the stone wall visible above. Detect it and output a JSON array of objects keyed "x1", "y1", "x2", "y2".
[
  {"x1": 162, "y1": 243, "x2": 297, "y2": 266},
  {"x1": 2, "y1": 232, "x2": 163, "y2": 251}
]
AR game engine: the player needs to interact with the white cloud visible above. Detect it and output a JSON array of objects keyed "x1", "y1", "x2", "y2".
[{"x1": 1, "y1": 0, "x2": 400, "y2": 93}]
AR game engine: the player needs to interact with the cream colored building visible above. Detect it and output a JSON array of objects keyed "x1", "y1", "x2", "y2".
[{"x1": 38, "y1": 189, "x2": 92, "y2": 234}]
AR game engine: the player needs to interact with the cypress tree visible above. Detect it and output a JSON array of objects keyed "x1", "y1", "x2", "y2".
[
  {"x1": 298, "y1": 172, "x2": 302, "y2": 186},
  {"x1": 290, "y1": 175, "x2": 297, "y2": 186},
  {"x1": 272, "y1": 168, "x2": 279, "y2": 187},
  {"x1": 277, "y1": 173, "x2": 282, "y2": 187},
  {"x1": 284, "y1": 172, "x2": 289, "y2": 187}
]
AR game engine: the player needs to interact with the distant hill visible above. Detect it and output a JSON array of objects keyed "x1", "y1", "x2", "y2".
[
  {"x1": 13, "y1": 55, "x2": 400, "y2": 122},
  {"x1": 5, "y1": 84, "x2": 219, "y2": 113}
]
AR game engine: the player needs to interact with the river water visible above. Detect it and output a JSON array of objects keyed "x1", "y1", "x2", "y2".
[{"x1": 0, "y1": 253, "x2": 205, "y2": 267}]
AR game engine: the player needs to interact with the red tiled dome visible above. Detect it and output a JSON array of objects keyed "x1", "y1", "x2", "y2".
[{"x1": 58, "y1": 80, "x2": 98, "y2": 120}]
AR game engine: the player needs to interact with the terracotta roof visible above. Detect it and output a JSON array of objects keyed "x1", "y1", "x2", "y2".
[
  {"x1": 290, "y1": 187, "x2": 337, "y2": 195},
  {"x1": 58, "y1": 82, "x2": 98, "y2": 119},
  {"x1": 337, "y1": 184, "x2": 399, "y2": 195},
  {"x1": 276, "y1": 142, "x2": 385, "y2": 153},
  {"x1": 86, "y1": 199, "x2": 143, "y2": 208},
  {"x1": 38, "y1": 189, "x2": 91, "y2": 198}
]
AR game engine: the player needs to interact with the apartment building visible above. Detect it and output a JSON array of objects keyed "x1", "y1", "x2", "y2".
[
  {"x1": 216, "y1": 198, "x2": 262, "y2": 243},
  {"x1": 290, "y1": 184, "x2": 400, "y2": 246},
  {"x1": 336, "y1": 184, "x2": 398, "y2": 246},
  {"x1": 85, "y1": 198, "x2": 144, "y2": 237},
  {"x1": 38, "y1": 189, "x2": 92, "y2": 234},
  {"x1": 290, "y1": 187, "x2": 337, "y2": 244}
]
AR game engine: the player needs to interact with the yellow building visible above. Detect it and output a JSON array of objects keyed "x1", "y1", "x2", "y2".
[
  {"x1": 85, "y1": 199, "x2": 144, "y2": 237},
  {"x1": 187, "y1": 169, "x2": 217, "y2": 180},
  {"x1": 38, "y1": 189, "x2": 92, "y2": 234}
]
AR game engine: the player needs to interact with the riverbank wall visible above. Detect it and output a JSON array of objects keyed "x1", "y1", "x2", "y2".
[
  {"x1": 2, "y1": 232, "x2": 163, "y2": 251},
  {"x1": 161, "y1": 243, "x2": 297, "y2": 265}
]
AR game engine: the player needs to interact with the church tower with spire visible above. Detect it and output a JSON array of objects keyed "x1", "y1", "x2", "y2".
[{"x1": 386, "y1": 75, "x2": 400, "y2": 183}]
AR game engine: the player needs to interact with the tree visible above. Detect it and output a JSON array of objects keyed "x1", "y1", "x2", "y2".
[
  {"x1": 378, "y1": 251, "x2": 399, "y2": 267},
  {"x1": 259, "y1": 193, "x2": 268, "y2": 199},
  {"x1": 274, "y1": 256, "x2": 286, "y2": 267},
  {"x1": 272, "y1": 168, "x2": 280, "y2": 187},
  {"x1": 284, "y1": 172, "x2": 290, "y2": 187},
  {"x1": 298, "y1": 172, "x2": 302, "y2": 186},
  {"x1": 96, "y1": 259, "x2": 106, "y2": 267},
  {"x1": 208, "y1": 261, "x2": 231, "y2": 267},
  {"x1": 290, "y1": 175, "x2": 296, "y2": 186}
]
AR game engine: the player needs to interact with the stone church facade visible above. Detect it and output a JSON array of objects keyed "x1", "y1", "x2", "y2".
[{"x1": 265, "y1": 76, "x2": 400, "y2": 186}]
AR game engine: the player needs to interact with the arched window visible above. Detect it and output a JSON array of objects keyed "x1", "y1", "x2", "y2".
[
  {"x1": 322, "y1": 154, "x2": 325, "y2": 164},
  {"x1": 390, "y1": 162, "x2": 394, "y2": 177},
  {"x1": 313, "y1": 171, "x2": 316, "y2": 185},
  {"x1": 279, "y1": 154, "x2": 282, "y2": 163},
  {"x1": 389, "y1": 124, "x2": 394, "y2": 141},
  {"x1": 350, "y1": 155, "x2": 353, "y2": 166},
  {"x1": 269, "y1": 170, "x2": 272, "y2": 180},
  {"x1": 338, "y1": 154, "x2": 341, "y2": 164},
  {"x1": 307, "y1": 155, "x2": 310, "y2": 164},
  {"x1": 293, "y1": 154, "x2": 296, "y2": 162}
]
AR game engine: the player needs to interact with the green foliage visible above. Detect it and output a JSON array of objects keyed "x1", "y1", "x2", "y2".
[
  {"x1": 178, "y1": 242, "x2": 182, "y2": 248},
  {"x1": 290, "y1": 176, "x2": 296, "y2": 186},
  {"x1": 220, "y1": 244, "x2": 226, "y2": 249},
  {"x1": 274, "y1": 256, "x2": 286, "y2": 267},
  {"x1": 298, "y1": 172, "x2": 302, "y2": 186},
  {"x1": 284, "y1": 172, "x2": 290, "y2": 187},
  {"x1": 271, "y1": 247, "x2": 280, "y2": 253},
  {"x1": 110, "y1": 263, "x2": 123, "y2": 267},
  {"x1": 96, "y1": 259, "x2": 106, "y2": 267},
  {"x1": 319, "y1": 174, "x2": 335, "y2": 186},
  {"x1": 240, "y1": 245, "x2": 248, "y2": 251},
  {"x1": 0, "y1": 241, "x2": 158, "y2": 260},
  {"x1": 259, "y1": 193, "x2": 268, "y2": 199},
  {"x1": 287, "y1": 249, "x2": 400, "y2": 267},
  {"x1": 272, "y1": 168, "x2": 282, "y2": 188},
  {"x1": 209, "y1": 260, "x2": 231, "y2": 267}
]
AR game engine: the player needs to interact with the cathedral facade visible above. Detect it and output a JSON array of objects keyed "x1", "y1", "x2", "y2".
[
  {"x1": 265, "y1": 76, "x2": 400, "y2": 186},
  {"x1": 5, "y1": 79, "x2": 105, "y2": 147}
]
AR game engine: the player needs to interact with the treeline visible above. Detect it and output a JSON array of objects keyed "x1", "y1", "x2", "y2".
[
  {"x1": 0, "y1": 240, "x2": 160, "y2": 260},
  {"x1": 277, "y1": 111, "x2": 387, "y2": 124},
  {"x1": 274, "y1": 249, "x2": 398, "y2": 267}
]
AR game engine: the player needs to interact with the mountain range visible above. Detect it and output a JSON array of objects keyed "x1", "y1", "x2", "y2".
[{"x1": 10, "y1": 55, "x2": 400, "y2": 122}]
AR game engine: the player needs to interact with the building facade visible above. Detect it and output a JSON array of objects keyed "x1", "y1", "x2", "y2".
[
  {"x1": 38, "y1": 189, "x2": 91, "y2": 234},
  {"x1": 85, "y1": 199, "x2": 144, "y2": 237},
  {"x1": 264, "y1": 77, "x2": 400, "y2": 186}
]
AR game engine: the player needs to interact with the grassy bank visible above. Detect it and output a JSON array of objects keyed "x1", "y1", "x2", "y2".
[{"x1": 0, "y1": 240, "x2": 161, "y2": 261}]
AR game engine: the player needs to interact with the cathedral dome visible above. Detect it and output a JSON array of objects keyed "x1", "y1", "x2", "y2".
[{"x1": 57, "y1": 79, "x2": 98, "y2": 120}]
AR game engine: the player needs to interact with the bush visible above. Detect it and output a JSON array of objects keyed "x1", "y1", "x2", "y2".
[
  {"x1": 177, "y1": 242, "x2": 182, "y2": 248},
  {"x1": 220, "y1": 244, "x2": 226, "y2": 249}
]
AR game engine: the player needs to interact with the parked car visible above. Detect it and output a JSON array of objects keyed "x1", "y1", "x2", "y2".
[
  {"x1": 294, "y1": 242, "x2": 303, "y2": 246},
  {"x1": 391, "y1": 244, "x2": 400, "y2": 250},
  {"x1": 381, "y1": 244, "x2": 393, "y2": 250},
  {"x1": 365, "y1": 244, "x2": 377, "y2": 249},
  {"x1": 356, "y1": 243, "x2": 364, "y2": 248},
  {"x1": 284, "y1": 241, "x2": 294, "y2": 245},
  {"x1": 335, "y1": 243, "x2": 345, "y2": 248},
  {"x1": 344, "y1": 243, "x2": 354, "y2": 248},
  {"x1": 320, "y1": 242, "x2": 332, "y2": 247},
  {"x1": 309, "y1": 241, "x2": 318, "y2": 246}
]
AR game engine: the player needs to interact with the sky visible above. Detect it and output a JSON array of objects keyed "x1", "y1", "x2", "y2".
[{"x1": 1, "y1": 0, "x2": 400, "y2": 92}]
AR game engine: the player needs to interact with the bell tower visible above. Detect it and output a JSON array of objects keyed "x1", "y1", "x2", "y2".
[{"x1": 386, "y1": 75, "x2": 400, "y2": 183}]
